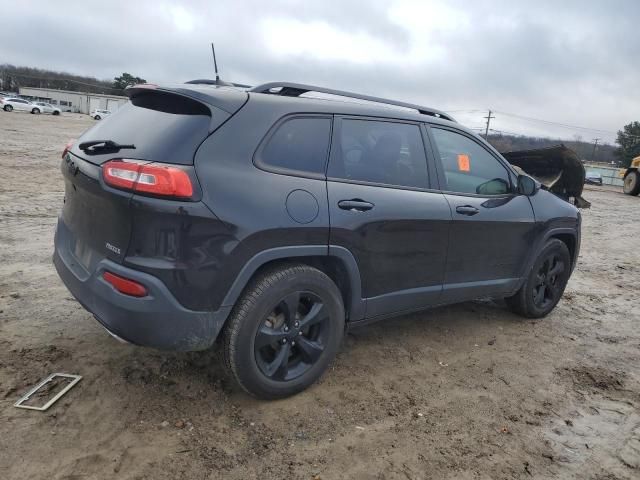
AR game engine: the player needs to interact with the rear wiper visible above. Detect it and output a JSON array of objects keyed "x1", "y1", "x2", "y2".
[{"x1": 78, "y1": 140, "x2": 136, "y2": 152}]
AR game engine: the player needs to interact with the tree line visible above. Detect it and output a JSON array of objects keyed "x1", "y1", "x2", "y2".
[
  {"x1": 0, "y1": 65, "x2": 145, "y2": 96},
  {"x1": 487, "y1": 122, "x2": 640, "y2": 167}
]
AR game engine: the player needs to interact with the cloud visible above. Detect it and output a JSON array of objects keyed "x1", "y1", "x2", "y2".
[{"x1": 1, "y1": 0, "x2": 638, "y2": 142}]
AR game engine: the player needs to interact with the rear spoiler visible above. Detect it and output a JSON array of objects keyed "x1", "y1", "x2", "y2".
[{"x1": 125, "y1": 83, "x2": 248, "y2": 131}]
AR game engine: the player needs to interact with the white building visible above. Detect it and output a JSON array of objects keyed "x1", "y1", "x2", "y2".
[{"x1": 18, "y1": 87, "x2": 128, "y2": 114}]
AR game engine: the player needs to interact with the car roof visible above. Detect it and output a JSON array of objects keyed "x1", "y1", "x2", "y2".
[{"x1": 152, "y1": 82, "x2": 473, "y2": 133}]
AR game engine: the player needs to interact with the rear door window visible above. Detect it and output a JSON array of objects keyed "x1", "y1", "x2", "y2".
[
  {"x1": 431, "y1": 128, "x2": 511, "y2": 195},
  {"x1": 257, "y1": 116, "x2": 332, "y2": 176},
  {"x1": 328, "y1": 118, "x2": 429, "y2": 189}
]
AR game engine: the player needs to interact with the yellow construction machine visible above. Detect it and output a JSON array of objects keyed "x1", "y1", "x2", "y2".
[{"x1": 621, "y1": 156, "x2": 640, "y2": 196}]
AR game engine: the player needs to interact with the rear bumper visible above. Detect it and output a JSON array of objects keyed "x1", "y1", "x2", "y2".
[{"x1": 53, "y1": 219, "x2": 230, "y2": 351}]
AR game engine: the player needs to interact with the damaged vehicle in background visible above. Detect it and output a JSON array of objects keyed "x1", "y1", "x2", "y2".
[
  {"x1": 503, "y1": 145, "x2": 591, "y2": 208},
  {"x1": 53, "y1": 81, "x2": 584, "y2": 399}
]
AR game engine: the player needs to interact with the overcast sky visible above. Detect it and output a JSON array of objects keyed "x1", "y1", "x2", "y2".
[{"x1": 2, "y1": 0, "x2": 638, "y2": 143}]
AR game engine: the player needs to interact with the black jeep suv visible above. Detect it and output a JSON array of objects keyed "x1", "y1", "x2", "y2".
[{"x1": 54, "y1": 82, "x2": 580, "y2": 398}]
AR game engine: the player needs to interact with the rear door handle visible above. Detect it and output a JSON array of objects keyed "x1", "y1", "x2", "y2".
[
  {"x1": 455, "y1": 205, "x2": 479, "y2": 216},
  {"x1": 338, "y1": 199, "x2": 374, "y2": 212}
]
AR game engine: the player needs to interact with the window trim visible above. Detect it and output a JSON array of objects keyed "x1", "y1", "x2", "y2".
[
  {"x1": 326, "y1": 115, "x2": 437, "y2": 192},
  {"x1": 426, "y1": 124, "x2": 518, "y2": 198},
  {"x1": 253, "y1": 113, "x2": 333, "y2": 180}
]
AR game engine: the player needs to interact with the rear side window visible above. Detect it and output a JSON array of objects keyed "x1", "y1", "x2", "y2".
[
  {"x1": 328, "y1": 119, "x2": 429, "y2": 189},
  {"x1": 258, "y1": 117, "x2": 331, "y2": 175},
  {"x1": 431, "y1": 128, "x2": 511, "y2": 195}
]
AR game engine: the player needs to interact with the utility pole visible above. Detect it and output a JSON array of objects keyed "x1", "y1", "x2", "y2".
[
  {"x1": 591, "y1": 138, "x2": 600, "y2": 161},
  {"x1": 484, "y1": 110, "x2": 495, "y2": 139}
]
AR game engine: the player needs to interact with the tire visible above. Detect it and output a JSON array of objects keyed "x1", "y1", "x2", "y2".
[
  {"x1": 506, "y1": 238, "x2": 571, "y2": 319},
  {"x1": 623, "y1": 170, "x2": 640, "y2": 196},
  {"x1": 52, "y1": 111, "x2": 60, "y2": 116},
  {"x1": 31, "y1": 108, "x2": 40, "y2": 114},
  {"x1": 222, "y1": 264, "x2": 345, "y2": 399},
  {"x1": 4, "y1": 105, "x2": 12, "y2": 112},
  {"x1": 94, "y1": 115, "x2": 101, "y2": 120}
]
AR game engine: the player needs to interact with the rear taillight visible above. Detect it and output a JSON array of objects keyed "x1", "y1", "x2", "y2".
[
  {"x1": 102, "y1": 159, "x2": 194, "y2": 199},
  {"x1": 62, "y1": 140, "x2": 74, "y2": 159},
  {"x1": 103, "y1": 271, "x2": 147, "y2": 297}
]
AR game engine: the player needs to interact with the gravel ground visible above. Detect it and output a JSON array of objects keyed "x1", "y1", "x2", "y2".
[{"x1": 1, "y1": 111, "x2": 639, "y2": 480}]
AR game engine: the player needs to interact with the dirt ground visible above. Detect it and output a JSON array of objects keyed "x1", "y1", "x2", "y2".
[{"x1": 1, "y1": 111, "x2": 639, "y2": 480}]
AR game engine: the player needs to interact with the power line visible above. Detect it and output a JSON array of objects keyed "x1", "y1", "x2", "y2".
[
  {"x1": 443, "y1": 109, "x2": 485, "y2": 114},
  {"x1": 488, "y1": 128, "x2": 605, "y2": 144},
  {"x1": 490, "y1": 109, "x2": 640, "y2": 138},
  {"x1": 449, "y1": 107, "x2": 640, "y2": 140}
]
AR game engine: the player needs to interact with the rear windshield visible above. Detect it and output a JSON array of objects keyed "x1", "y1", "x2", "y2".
[{"x1": 76, "y1": 91, "x2": 212, "y2": 165}]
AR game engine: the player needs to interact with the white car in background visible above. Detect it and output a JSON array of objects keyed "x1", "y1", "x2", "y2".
[
  {"x1": 32, "y1": 102, "x2": 61, "y2": 115},
  {"x1": 90, "y1": 109, "x2": 111, "y2": 120},
  {"x1": 1, "y1": 97, "x2": 39, "y2": 113}
]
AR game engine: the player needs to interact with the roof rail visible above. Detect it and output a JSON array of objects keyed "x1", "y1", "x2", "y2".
[{"x1": 249, "y1": 82, "x2": 455, "y2": 122}]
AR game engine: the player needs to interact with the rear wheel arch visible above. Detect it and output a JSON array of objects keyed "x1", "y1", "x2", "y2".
[{"x1": 220, "y1": 246, "x2": 364, "y2": 323}]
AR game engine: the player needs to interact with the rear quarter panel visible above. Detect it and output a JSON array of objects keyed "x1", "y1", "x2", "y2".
[{"x1": 193, "y1": 97, "x2": 331, "y2": 310}]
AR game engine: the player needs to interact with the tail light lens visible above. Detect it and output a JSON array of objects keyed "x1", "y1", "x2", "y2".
[
  {"x1": 102, "y1": 159, "x2": 194, "y2": 199},
  {"x1": 62, "y1": 140, "x2": 74, "y2": 159},
  {"x1": 103, "y1": 271, "x2": 147, "y2": 297}
]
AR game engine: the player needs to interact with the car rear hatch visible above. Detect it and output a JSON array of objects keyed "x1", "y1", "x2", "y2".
[{"x1": 59, "y1": 84, "x2": 248, "y2": 272}]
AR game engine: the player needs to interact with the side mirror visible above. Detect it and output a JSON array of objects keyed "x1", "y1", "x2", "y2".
[{"x1": 517, "y1": 175, "x2": 539, "y2": 196}]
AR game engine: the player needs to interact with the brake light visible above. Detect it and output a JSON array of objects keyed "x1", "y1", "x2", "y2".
[
  {"x1": 102, "y1": 159, "x2": 193, "y2": 198},
  {"x1": 62, "y1": 140, "x2": 74, "y2": 159},
  {"x1": 103, "y1": 271, "x2": 148, "y2": 297}
]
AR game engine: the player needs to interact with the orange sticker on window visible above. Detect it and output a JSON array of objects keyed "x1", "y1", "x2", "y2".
[{"x1": 457, "y1": 154, "x2": 470, "y2": 172}]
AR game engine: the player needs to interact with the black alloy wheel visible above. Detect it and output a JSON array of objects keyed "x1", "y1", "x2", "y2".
[
  {"x1": 223, "y1": 264, "x2": 344, "y2": 399},
  {"x1": 532, "y1": 253, "x2": 565, "y2": 310},
  {"x1": 254, "y1": 291, "x2": 330, "y2": 381},
  {"x1": 505, "y1": 238, "x2": 571, "y2": 318}
]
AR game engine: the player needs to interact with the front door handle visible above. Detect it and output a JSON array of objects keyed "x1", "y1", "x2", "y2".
[
  {"x1": 455, "y1": 205, "x2": 479, "y2": 216},
  {"x1": 338, "y1": 199, "x2": 374, "y2": 212}
]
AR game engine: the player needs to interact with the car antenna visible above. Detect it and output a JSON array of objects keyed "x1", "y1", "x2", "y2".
[
  {"x1": 211, "y1": 42, "x2": 220, "y2": 82},
  {"x1": 184, "y1": 43, "x2": 252, "y2": 88}
]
